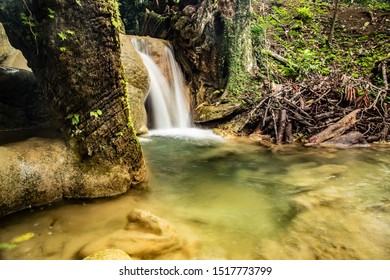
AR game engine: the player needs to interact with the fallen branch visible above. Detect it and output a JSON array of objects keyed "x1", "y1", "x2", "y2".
[
  {"x1": 306, "y1": 109, "x2": 361, "y2": 146},
  {"x1": 262, "y1": 49, "x2": 298, "y2": 69}
]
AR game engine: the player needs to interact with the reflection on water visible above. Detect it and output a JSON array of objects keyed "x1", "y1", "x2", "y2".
[{"x1": 0, "y1": 135, "x2": 389, "y2": 259}]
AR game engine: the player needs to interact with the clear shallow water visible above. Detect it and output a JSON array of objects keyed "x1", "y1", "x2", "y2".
[{"x1": 1, "y1": 135, "x2": 389, "y2": 259}]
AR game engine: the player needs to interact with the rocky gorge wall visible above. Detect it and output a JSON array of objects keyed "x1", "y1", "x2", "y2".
[{"x1": 138, "y1": 0, "x2": 254, "y2": 125}]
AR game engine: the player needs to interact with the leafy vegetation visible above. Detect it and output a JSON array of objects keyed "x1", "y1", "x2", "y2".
[
  {"x1": 241, "y1": 0, "x2": 390, "y2": 143},
  {"x1": 251, "y1": 0, "x2": 389, "y2": 82}
]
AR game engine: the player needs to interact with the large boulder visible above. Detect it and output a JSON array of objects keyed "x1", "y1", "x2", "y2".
[{"x1": 0, "y1": 137, "x2": 146, "y2": 217}]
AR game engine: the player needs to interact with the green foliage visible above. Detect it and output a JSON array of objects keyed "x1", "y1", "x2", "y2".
[
  {"x1": 20, "y1": 12, "x2": 36, "y2": 27},
  {"x1": 295, "y1": 7, "x2": 313, "y2": 23},
  {"x1": 66, "y1": 30, "x2": 75, "y2": 36},
  {"x1": 67, "y1": 113, "x2": 83, "y2": 137},
  {"x1": 59, "y1": 47, "x2": 67, "y2": 52},
  {"x1": 250, "y1": 0, "x2": 388, "y2": 82},
  {"x1": 67, "y1": 113, "x2": 79, "y2": 125},
  {"x1": 48, "y1": 8, "x2": 55, "y2": 19},
  {"x1": 90, "y1": 109, "x2": 103, "y2": 119},
  {"x1": 58, "y1": 32, "x2": 67, "y2": 41},
  {"x1": 75, "y1": 0, "x2": 82, "y2": 7}
]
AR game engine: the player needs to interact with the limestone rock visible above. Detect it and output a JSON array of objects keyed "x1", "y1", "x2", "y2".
[
  {"x1": 0, "y1": 23, "x2": 11, "y2": 62},
  {"x1": 120, "y1": 34, "x2": 149, "y2": 135},
  {"x1": 79, "y1": 209, "x2": 188, "y2": 260},
  {"x1": 0, "y1": 138, "x2": 70, "y2": 217},
  {"x1": 0, "y1": 138, "x2": 140, "y2": 217},
  {"x1": 195, "y1": 103, "x2": 243, "y2": 123},
  {"x1": 84, "y1": 249, "x2": 132, "y2": 260},
  {"x1": 0, "y1": 24, "x2": 30, "y2": 70}
]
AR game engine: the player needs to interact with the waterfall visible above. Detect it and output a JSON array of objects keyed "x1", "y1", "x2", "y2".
[
  {"x1": 131, "y1": 37, "x2": 222, "y2": 140},
  {"x1": 131, "y1": 37, "x2": 191, "y2": 130}
]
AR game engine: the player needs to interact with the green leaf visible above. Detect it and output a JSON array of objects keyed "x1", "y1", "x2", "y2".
[
  {"x1": 9, "y1": 232, "x2": 35, "y2": 244},
  {"x1": 72, "y1": 114, "x2": 80, "y2": 125},
  {"x1": 58, "y1": 32, "x2": 67, "y2": 41}
]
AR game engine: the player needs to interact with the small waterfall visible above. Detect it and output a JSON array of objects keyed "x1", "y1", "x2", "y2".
[{"x1": 131, "y1": 37, "x2": 191, "y2": 130}]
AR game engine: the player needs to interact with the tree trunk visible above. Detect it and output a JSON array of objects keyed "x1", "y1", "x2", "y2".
[
  {"x1": 0, "y1": 0, "x2": 146, "y2": 189},
  {"x1": 328, "y1": 0, "x2": 340, "y2": 46}
]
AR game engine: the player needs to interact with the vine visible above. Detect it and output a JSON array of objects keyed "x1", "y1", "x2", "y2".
[{"x1": 21, "y1": 0, "x2": 38, "y2": 55}]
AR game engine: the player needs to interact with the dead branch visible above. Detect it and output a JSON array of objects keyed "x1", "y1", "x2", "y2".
[{"x1": 306, "y1": 109, "x2": 361, "y2": 145}]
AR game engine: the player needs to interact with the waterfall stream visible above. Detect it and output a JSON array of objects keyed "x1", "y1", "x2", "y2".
[
  {"x1": 132, "y1": 38, "x2": 191, "y2": 130},
  {"x1": 132, "y1": 37, "x2": 221, "y2": 140}
]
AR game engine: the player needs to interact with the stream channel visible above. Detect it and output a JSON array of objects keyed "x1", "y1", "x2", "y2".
[{"x1": 0, "y1": 133, "x2": 389, "y2": 260}]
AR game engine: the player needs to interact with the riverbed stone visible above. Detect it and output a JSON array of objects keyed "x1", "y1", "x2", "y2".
[
  {"x1": 253, "y1": 206, "x2": 390, "y2": 259},
  {"x1": 83, "y1": 249, "x2": 132, "y2": 260},
  {"x1": 282, "y1": 163, "x2": 348, "y2": 187},
  {"x1": 79, "y1": 209, "x2": 190, "y2": 260}
]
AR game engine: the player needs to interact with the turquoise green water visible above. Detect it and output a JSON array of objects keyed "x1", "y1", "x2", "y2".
[{"x1": 1, "y1": 135, "x2": 389, "y2": 259}]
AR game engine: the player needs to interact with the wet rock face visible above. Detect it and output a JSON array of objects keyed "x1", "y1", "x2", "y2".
[{"x1": 79, "y1": 209, "x2": 191, "y2": 260}]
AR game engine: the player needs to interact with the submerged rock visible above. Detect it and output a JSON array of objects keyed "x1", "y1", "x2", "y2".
[
  {"x1": 83, "y1": 249, "x2": 132, "y2": 260},
  {"x1": 79, "y1": 209, "x2": 190, "y2": 260},
  {"x1": 282, "y1": 163, "x2": 348, "y2": 188}
]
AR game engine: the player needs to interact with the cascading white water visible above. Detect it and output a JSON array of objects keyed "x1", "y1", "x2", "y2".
[
  {"x1": 132, "y1": 37, "x2": 222, "y2": 140},
  {"x1": 131, "y1": 38, "x2": 191, "y2": 130}
]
